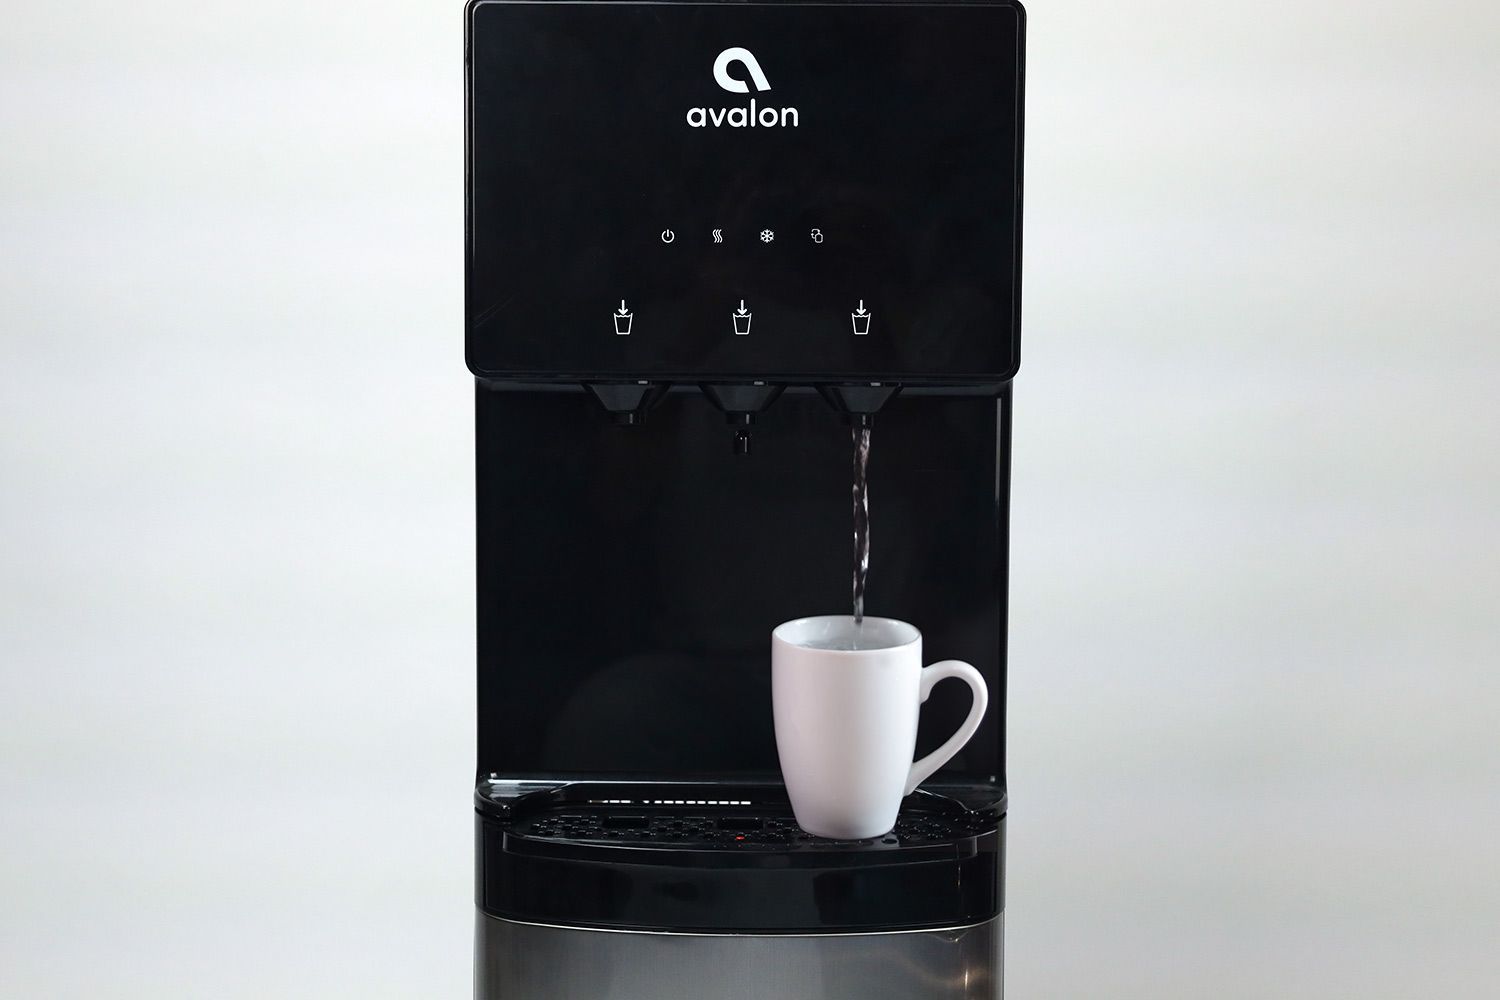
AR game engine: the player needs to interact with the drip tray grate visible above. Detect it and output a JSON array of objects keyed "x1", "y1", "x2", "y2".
[{"x1": 512, "y1": 804, "x2": 994, "y2": 850}]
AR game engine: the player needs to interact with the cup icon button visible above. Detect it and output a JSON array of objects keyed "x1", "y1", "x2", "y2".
[{"x1": 851, "y1": 300, "x2": 871, "y2": 335}]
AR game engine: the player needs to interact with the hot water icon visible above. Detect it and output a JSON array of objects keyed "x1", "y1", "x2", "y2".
[
  {"x1": 851, "y1": 300, "x2": 871, "y2": 335},
  {"x1": 614, "y1": 300, "x2": 633, "y2": 335},
  {"x1": 732, "y1": 300, "x2": 752, "y2": 335}
]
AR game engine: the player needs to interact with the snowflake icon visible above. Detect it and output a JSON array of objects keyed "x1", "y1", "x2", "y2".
[{"x1": 759, "y1": 229, "x2": 775, "y2": 243}]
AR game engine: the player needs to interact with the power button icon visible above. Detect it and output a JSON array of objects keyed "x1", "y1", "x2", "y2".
[{"x1": 660, "y1": 230, "x2": 676, "y2": 244}]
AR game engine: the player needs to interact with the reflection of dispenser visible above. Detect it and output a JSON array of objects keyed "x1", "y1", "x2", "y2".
[{"x1": 466, "y1": 2, "x2": 1025, "y2": 998}]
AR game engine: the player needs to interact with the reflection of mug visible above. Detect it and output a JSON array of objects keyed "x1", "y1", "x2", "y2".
[
  {"x1": 772, "y1": 616, "x2": 988, "y2": 839},
  {"x1": 732, "y1": 311, "x2": 752, "y2": 335}
]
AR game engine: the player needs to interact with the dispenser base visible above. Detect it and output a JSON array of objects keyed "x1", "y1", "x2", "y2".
[{"x1": 475, "y1": 912, "x2": 1003, "y2": 1000}]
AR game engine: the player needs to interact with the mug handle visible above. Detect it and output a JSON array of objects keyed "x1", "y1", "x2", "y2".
[{"x1": 904, "y1": 661, "x2": 989, "y2": 796}]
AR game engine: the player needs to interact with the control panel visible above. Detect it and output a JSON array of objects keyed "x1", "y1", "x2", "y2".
[{"x1": 466, "y1": 0, "x2": 1025, "y2": 382}]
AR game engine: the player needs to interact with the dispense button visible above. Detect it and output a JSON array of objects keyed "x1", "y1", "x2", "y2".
[
  {"x1": 614, "y1": 299, "x2": 633, "y2": 335},
  {"x1": 851, "y1": 300, "x2": 871, "y2": 336},
  {"x1": 732, "y1": 299, "x2": 752, "y2": 336}
]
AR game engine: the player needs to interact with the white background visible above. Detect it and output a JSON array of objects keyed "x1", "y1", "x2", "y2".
[{"x1": 3, "y1": 2, "x2": 1498, "y2": 997}]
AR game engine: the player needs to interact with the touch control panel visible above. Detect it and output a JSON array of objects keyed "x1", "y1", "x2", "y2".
[{"x1": 466, "y1": 0, "x2": 1025, "y2": 382}]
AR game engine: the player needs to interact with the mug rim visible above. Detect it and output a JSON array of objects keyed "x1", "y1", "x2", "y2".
[{"x1": 772, "y1": 614, "x2": 921, "y2": 653}]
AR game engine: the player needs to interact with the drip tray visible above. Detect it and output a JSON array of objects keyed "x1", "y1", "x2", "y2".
[
  {"x1": 476, "y1": 781, "x2": 1006, "y2": 931},
  {"x1": 479, "y1": 781, "x2": 1002, "y2": 854},
  {"x1": 519, "y1": 809, "x2": 992, "y2": 849}
]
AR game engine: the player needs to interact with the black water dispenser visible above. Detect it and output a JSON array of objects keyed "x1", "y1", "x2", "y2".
[{"x1": 466, "y1": 2, "x2": 1025, "y2": 995}]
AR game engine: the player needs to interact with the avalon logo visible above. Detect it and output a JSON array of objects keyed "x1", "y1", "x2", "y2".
[
  {"x1": 713, "y1": 46, "x2": 771, "y2": 93},
  {"x1": 687, "y1": 47, "x2": 800, "y2": 128}
]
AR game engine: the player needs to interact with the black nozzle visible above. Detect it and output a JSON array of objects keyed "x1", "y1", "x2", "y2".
[
  {"x1": 818, "y1": 384, "x2": 902, "y2": 426},
  {"x1": 586, "y1": 382, "x2": 669, "y2": 426},
  {"x1": 701, "y1": 383, "x2": 785, "y2": 455}
]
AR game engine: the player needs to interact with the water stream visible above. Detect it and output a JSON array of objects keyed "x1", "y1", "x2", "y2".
[{"x1": 851, "y1": 425, "x2": 871, "y2": 624}]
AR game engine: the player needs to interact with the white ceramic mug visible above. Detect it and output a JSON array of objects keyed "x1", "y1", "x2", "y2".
[{"x1": 771, "y1": 615, "x2": 989, "y2": 839}]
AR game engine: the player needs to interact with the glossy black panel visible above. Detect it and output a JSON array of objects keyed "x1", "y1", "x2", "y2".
[
  {"x1": 466, "y1": 0, "x2": 1024, "y2": 381},
  {"x1": 475, "y1": 386, "x2": 1006, "y2": 780}
]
